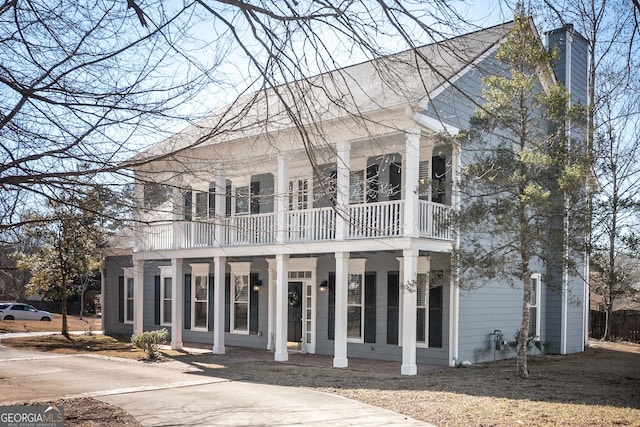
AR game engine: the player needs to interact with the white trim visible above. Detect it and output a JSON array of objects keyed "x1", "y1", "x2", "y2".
[{"x1": 531, "y1": 273, "x2": 542, "y2": 339}]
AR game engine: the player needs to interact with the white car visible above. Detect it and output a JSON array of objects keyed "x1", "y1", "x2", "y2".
[{"x1": 0, "y1": 303, "x2": 53, "y2": 321}]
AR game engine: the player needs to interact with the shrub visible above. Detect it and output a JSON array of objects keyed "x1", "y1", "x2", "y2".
[{"x1": 130, "y1": 328, "x2": 168, "y2": 360}]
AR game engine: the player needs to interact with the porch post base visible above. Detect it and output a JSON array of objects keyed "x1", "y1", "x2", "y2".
[
  {"x1": 401, "y1": 364, "x2": 417, "y2": 376},
  {"x1": 171, "y1": 341, "x2": 183, "y2": 351},
  {"x1": 212, "y1": 345, "x2": 225, "y2": 355},
  {"x1": 333, "y1": 357, "x2": 348, "y2": 368},
  {"x1": 274, "y1": 351, "x2": 288, "y2": 362}
]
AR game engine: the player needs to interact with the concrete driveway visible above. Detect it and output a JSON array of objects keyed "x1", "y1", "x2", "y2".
[{"x1": 0, "y1": 345, "x2": 432, "y2": 426}]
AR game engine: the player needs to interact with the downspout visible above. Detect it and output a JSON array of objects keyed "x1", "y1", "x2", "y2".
[{"x1": 449, "y1": 140, "x2": 461, "y2": 366}]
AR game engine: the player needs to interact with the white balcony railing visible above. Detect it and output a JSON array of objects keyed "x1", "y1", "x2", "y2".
[{"x1": 137, "y1": 200, "x2": 453, "y2": 251}]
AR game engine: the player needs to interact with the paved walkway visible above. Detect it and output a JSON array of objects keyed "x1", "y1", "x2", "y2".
[{"x1": 0, "y1": 341, "x2": 435, "y2": 426}]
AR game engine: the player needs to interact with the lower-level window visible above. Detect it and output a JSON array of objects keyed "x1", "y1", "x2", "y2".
[
  {"x1": 347, "y1": 273, "x2": 363, "y2": 339},
  {"x1": 193, "y1": 275, "x2": 208, "y2": 329},
  {"x1": 125, "y1": 277, "x2": 134, "y2": 323}
]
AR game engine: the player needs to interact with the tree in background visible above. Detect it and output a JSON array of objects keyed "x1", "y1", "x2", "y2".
[
  {"x1": 535, "y1": 0, "x2": 640, "y2": 338},
  {"x1": 12, "y1": 185, "x2": 113, "y2": 337},
  {"x1": 456, "y1": 14, "x2": 589, "y2": 378},
  {"x1": 0, "y1": 0, "x2": 483, "y2": 236}
]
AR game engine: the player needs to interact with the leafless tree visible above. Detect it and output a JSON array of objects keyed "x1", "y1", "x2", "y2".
[
  {"x1": 535, "y1": 0, "x2": 640, "y2": 339},
  {"x1": 2, "y1": 0, "x2": 507, "y2": 238}
]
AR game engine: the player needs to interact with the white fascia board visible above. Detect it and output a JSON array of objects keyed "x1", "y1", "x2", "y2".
[{"x1": 413, "y1": 112, "x2": 460, "y2": 136}]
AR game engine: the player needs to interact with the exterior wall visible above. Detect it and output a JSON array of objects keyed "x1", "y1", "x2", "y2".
[
  {"x1": 104, "y1": 250, "x2": 452, "y2": 365},
  {"x1": 102, "y1": 255, "x2": 133, "y2": 336}
]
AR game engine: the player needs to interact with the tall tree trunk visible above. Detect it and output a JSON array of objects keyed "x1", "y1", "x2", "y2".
[{"x1": 518, "y1": 200, "x2": 531, "y2": 379}]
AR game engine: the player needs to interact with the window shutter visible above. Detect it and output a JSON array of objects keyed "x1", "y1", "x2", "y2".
[
  {"x1": 389, "y1": 161, "x2": 402, "y2": 201},
  {"x1": 250, "y1": 272, "x2": 259, "y2": 333},
  {"x1": 224, "y1": 273, "x2": 230, "y2": 332},
  {"x1": 184, "y1": 191, "x2": 192, "y2": 220},
  {"x1": 208, "y1": 274, "x2": 215, "y2": 332},
  {"x1": 366, "y1": 164, "x2": 379, "y2": 203},
  {"x1": 118, "y1": 276, "x2": 124, "y2": 323},
  {"x1": 429, "y1": 285, "x2": 443, "y2": 348},
  {"x1": 184, "y1": 274, "x2": 191, "y2": 330},
  {"x1": 225, "y1": 183, "x2": 232, "y2": 216},
  {"x1": 387, "y1": 271, "x2": 399, "y2": 345},
  {"x1": 328, "y1": 272, "x2": 335, "y2": 340},
  {"x1": 154, "y1": 276, "x2": 161, "y2": 325},
  {"x1": 364, "y1": 272, "x2": 376, "y2": 343},
  {"x1": 250, "y1": 181, "x2": 260, "y2": 214}
]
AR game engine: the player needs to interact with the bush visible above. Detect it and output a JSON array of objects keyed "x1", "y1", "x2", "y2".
[{"x1": 130, "y1": 328, "x2": 168, "y2": 360}]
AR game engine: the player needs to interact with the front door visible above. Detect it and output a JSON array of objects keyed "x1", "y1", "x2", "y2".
[{"x1": 287, "y1": 282, "x2": 303, "y2": 344}]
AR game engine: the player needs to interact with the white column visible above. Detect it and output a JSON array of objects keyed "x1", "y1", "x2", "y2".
[
  {"x1": 133, "y1": 259, "x2": 144, "y2": 334},
  {"x1": 404, "y1": 129, "x2": 420, "y2": 238},
  {"x1": 212, "y1": 256, "x2": 226, "y2": 354},
  {"x1": 276, "y1": 154, "x2": 289, "y2": 244},
  {"x1": 401, "y1": 248, "x2": 418, "y2": 375},
  {"x1": 333, "y1": 251, "x2": 349, "y2": 368},
  {"x1": 335, "y1": 141, "x2": 351, "y2": 241},
  {"x1": 171, "y1": 258, "x2": 183, "y2": 350},
  {"x1": 214, "y1": 169, "x2": 226, "y2": 247},
  {"x1": 173, "y1": 186, "x2": 183, "y2": 249},
  {"x1": 274, "y1": 254, "x2": 289, "y2": 361},
  {"x1": 266, "y1": 259, "x2": 277, "y2": 351},
  {"x1": 132, "y1": 177, "x2": 143, "y2": 252},
  {"x1": 449, "y1": 142, "x2": 461, "y2": 366}
]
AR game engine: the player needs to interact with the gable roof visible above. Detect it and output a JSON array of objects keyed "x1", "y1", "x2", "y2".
[{"x1": 132, "y1": 21, "x2": 516, "y2": 164}]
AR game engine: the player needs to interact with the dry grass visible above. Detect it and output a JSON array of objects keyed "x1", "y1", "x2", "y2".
[
  {"x1": 1, "y1": 334, "x2": 145, "y2": 359},
  {"x1": 0, "y1": 314, "x2": 100, "y2": 334},
  {"x1": 2, "y1": 331, "x2": 639, "y2": 426}
]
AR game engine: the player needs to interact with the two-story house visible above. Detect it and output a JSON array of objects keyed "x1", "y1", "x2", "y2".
[{"x1": 102, "y1": 19, "x2": 589, "y2": 374}]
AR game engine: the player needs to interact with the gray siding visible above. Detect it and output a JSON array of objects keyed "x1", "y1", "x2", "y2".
[{"x1": 102, "y1": 255, "x2": 133, "y2": 336}]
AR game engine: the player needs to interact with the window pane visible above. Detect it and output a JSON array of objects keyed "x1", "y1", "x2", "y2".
[
  {"x1": 127, "y1": 279, "x2": 134, "y2": 298},
  {"x1": 163, "y1": 301, "x2": 172, "y2": 323},
  {"x1": 195, "y1": 192, "x2": 208, "y2": 218},
  {"x1": 195, "y1": 276, "x2": 207, "y2": 300},
  {"x1": 347, "y1": 306, "x2": 362, "y2": 338},
  {"x1": 235, "y1": 303, "x2": 248, "y2": 330},
  {"x1": 236, "y1": 186, "x2": 249, "y2": 214},
  {"x1": 126, "y1": 301, "x2": 133, "y2": 322},
  {"x1": 234, "y1": 275, "x2": 248, "y2": 302},
  {"x1": 417, "y1": 307, "x2": 426, "y2": 342},
  {"x1": 416, "y1": 273, "x2": 427, "y2": 306},
  {"x1": 531, "y1": 277, "x2": 538, "y2": 306},
  {"x1": 529, "y1": 308, "x2": 537, "y2": 335},
  {"x1": 347, "y1": 274, "x2": 362, "y2": 305},
  {"x1": 164, "y1": 278, "x2": 172, "y2": 298},
  {"x1": 195, "y1": 302, "x2": 207, "y2": 328}
]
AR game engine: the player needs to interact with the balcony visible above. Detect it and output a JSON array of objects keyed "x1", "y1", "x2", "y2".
[{"x1": 136, "y1": 200, "x2": 454, "y2": 252}]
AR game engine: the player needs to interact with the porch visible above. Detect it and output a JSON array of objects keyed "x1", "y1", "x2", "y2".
[{"x1": 136, "y1": 199, "x2": 454, "y2": 252}]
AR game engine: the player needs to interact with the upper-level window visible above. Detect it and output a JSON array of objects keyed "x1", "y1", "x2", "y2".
[
  {"x1": 349, "y1": 170, "x2": 365, "y2": 204},
  {"x1": 289, "y1": 178, "x2": 309, "y2": 210}
]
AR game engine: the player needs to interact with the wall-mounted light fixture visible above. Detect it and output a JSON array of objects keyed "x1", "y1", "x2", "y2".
[
  {"x1": 253, "y1": 279, "x2": 263, "y2": 292},
  {"x1": 319, "y1": 280, "x2": 328, "y2": 292}
]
